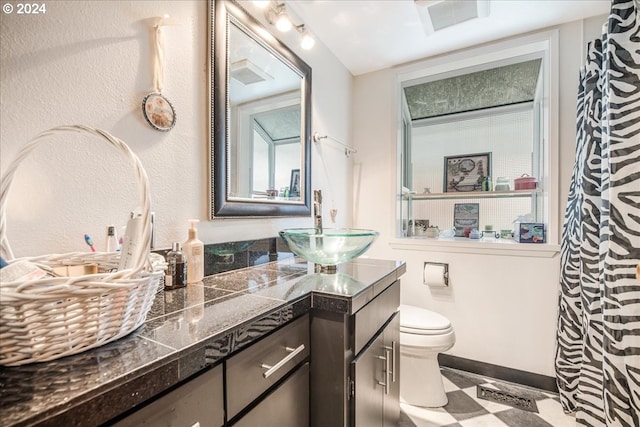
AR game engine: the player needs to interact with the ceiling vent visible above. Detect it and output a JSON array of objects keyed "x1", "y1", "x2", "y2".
[
  {"x1": 230, "y1": 59, "x2": 273, "y2": 85},
  {"x1": 414, "y1": 0, "x2": 489, "y2": 34}
]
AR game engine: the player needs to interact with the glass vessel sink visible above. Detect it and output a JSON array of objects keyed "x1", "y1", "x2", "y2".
[{"x1": 279, "y1": 228, "x2": 379, "y2": 271}]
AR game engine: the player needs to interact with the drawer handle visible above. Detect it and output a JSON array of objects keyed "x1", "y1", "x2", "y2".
[{"x1": 260, "y1": 344, "x2": 305, "y2": 379}]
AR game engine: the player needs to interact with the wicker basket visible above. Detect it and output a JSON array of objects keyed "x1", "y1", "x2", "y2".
[{"x1": 0, "y1": 125, "x2": 165, "y2": 366}]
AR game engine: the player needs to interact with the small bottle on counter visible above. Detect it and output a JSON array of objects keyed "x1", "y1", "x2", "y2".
[
  {"x1": 165, "y1": 242, "x2": 187, "y2": 290},
  {"x1": 182, "y1": 219, "x2": 204, "y2": 284},
  {"x1": 105, "y1": 225, "x2": 120, "y2": 252}
]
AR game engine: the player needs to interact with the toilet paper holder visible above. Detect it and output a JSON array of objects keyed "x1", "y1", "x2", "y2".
[{"x1": 423, "y1": 262, "x2": 449, "y2": 287}]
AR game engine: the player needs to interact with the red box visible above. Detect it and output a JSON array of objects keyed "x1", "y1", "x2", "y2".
[{"x1": 514, "y1": 175, "x2": 537, "y2": 190}]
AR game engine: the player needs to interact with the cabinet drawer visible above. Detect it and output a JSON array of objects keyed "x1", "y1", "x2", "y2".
[
  {"x1": 112, "y1": 364, "x2": 223, "y2": 427},
  {"x1": 232, "y1": 363, "x2": 309, "y2": 427},
  {"x1": 353, "y1": 280, "x2": 399, "y2": 356},
  {"x1": 227, "y1": 314, "x2": 310, "y2": 420}
]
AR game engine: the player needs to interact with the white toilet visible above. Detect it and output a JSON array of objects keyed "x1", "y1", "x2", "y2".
[{"x1": 399, "y1": 304, "x2": 456, "y2": 407}]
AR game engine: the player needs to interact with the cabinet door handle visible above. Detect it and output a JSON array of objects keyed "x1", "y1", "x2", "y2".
[
  {"x1": 377, "y1": 349, "x2": 391, "y2": 395},
  {"x1": 260, "y1": 344, "x2": 305, "y2": 379},
  {"x1": 384, "y1": 342, "x2": 397, "y2": 383},
  {"x1": 392, "y1": 341, "x2": 397, "y2": 383}
]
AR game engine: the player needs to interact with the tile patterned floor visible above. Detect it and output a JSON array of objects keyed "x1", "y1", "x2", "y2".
[{"x1": 399, "y1": 368, "x2": 575, "y2": 427}]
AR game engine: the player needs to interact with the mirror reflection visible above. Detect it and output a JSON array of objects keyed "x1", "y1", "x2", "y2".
[
  {"x1": 229, "y1": 21, "x2": 302, "y2": 200},
  {"x1": 210, "y1": 0, "x2": 312, "y2": 218}
]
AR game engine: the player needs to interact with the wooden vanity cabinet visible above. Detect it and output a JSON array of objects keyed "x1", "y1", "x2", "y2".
[
  {"x1": 111, "y1": 364, "x2": 224, "y2": 427},
  {"x1": 310, "y1": 280, "x2": 401, "y2": 427},
  {"x1": 351, "y1": 313, "x2": 400, "y2": 427},
  {"x1": 112, "y1": 314, "x2": 309, "y2": 427},
  {"x1": 226, "y1": 313, "x2": 310, "y2": 426},
  {"x1": 232, "y1": 363, "x2": 309, "y2": 427}
]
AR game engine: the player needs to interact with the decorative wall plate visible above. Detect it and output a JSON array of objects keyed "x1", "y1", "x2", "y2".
[{"x1": 142, "y1": 92, "x2": 176, "y2": 131}]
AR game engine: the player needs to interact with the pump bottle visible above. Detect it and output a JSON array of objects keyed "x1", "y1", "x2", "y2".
[
  {"x1": 183, "y1": 219, "x2": 204, "y2": 283},
  {"x1": 165, "y1": 242, "x2": 187, "y2": 289}
]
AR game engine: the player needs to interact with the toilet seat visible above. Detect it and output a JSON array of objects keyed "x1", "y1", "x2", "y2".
[{"x1": 400, "y1": 304, "x2": 452, "y2": 335}]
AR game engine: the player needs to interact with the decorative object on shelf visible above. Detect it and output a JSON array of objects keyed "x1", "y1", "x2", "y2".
[
  {"x1": 425, "y1": 225, "x2": 439, "y2": 238},
  {"x1": 414, "y1": 219, "x2": 430, "y2": 235},
  {"x1": 453, "y1": 203, "x2": 479, "y2": 237},
  {"x1": 0, "y1": 125, "x2": 166, "y2": 366},
  {"x1": 142, "y1": 15, "x2": 176, "y2": 132},
  {"x1": 495, "y1": 177, "x2": 510, "y2": 191},
  {"x1": 481, "y1": 175, "x2": 493, "y2": 191},
  {"x1": 469, "y1": 229, "x2": 482, "y2": 239},
  {"x1": 515, "y1": 223, "x2": 545, "y2": 243},
  {"x1": 289, "y1": 168, "x2": 301, "y2": 197},
  {"x1": 443, "y1": 152, "x2": 492, "y2": 192},
  {"x1": 514, "y1": 174, "x2": 538, "y2": 190},
  {"x1": 439, "y1": 228, "x2": 456, "y2": 238}
]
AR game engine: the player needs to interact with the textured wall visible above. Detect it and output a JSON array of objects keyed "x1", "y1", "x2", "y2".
[{"x1": 0, "y1": 1, "x2": 353, "y2": 257}]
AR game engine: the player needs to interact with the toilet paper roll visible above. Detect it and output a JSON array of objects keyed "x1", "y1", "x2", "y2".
[{"x1": 423, "y1": 262, "x2": 448, "y2": 287}]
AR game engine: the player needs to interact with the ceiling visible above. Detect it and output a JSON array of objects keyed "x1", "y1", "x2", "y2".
[{"x1": 285, "y1": 0, "x2": 610, "y2": 76}]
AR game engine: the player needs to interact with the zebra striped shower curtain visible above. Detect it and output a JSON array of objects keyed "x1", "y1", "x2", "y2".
[{"x1": 555, "y1": 0, "x2": 640, "y2": 425}]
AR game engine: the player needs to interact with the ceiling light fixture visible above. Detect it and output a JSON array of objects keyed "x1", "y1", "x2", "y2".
[
  {"x1": 272, "y1": 3, "x2": 293, "y2": 32},
  {"x1": 297, "y1": 25, "x2": 315, "y2": 50},
  {"x1": 264, "y1": 2, "x2": 315, "y2": 50},
  {"x1": 252, "y1": 0, "x2": 271, "y2": 9}
]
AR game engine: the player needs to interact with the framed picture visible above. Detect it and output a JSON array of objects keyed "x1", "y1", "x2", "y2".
[
  {"x1": 289, "y1": 169, "x2": 301, "y2": 197},
  {"x1": 453, "y1": 203, "x2": 479, "y2": 236},
  {"x1": 443, "y1": 152, "x2": 491, "y2": 192}
]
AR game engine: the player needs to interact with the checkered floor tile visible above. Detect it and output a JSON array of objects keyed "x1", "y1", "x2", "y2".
[{"x1": 399, "y1": 368, "x2": 575, "y2": 427}]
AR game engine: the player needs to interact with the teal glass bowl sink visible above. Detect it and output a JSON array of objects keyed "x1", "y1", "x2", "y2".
[{"x1": 279, "y1": 228, "x2": 379, "y2": 268}]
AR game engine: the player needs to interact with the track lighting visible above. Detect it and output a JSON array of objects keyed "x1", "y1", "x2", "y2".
[
  {"x1": 298, "y1": 25, "x2": 315, "y2": 50},
  {"x1": 275, "y1": 8, "x2": 293, "y2": 32},
  {"x1": 263, "y1": 2, "x2": 315, "y2": 50}
]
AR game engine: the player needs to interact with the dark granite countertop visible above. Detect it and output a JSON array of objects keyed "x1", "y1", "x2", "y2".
[{"x1": 0, "y1": 257, "x2": 405, "y2": 427}]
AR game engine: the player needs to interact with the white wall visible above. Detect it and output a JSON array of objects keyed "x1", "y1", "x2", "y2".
[
  {"x1": 0, "y1": 1, "x2": 353, "y2": 257},
  {"x1": 353, "y1": 17, "x2": 606, "y2": 377},
  {"x1": 0, "y1": 0, "x2": 607, "y2": 379}
]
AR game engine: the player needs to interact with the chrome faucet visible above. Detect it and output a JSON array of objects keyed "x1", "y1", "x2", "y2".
[{"x1": 314, "y1": 189, "x2": 323, "y2": 235}]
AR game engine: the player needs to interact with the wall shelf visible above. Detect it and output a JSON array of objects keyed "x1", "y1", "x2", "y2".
[
  {"x1": 403, "y1": 189, "x2": 541, "y2": 201},
  {"x1": 389, "y1": 237, "x2": 560, "y2": 258}
]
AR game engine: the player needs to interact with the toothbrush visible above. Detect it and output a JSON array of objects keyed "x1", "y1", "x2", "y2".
[{"x1": 84, "y1": 234, "x2": 96, "y2": 252}]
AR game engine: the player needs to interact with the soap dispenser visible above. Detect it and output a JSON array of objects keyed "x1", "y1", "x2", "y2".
[{"x1": 183, "y1": 219, "x2": 204, "y2": 283}]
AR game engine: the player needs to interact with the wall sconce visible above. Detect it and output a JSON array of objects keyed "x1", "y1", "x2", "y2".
[{"x1": 259, "y1": 1, "x2": 315, "y2": 50}]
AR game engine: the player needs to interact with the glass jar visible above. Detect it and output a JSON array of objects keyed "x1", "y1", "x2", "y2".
[{"x1": 495, "y1": 177, "x2": 510, "y2": 191}]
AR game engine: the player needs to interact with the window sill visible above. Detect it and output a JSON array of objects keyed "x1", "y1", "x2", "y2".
[{"x1": 389, "y1": 237, "x2": 560, "y2": 258}]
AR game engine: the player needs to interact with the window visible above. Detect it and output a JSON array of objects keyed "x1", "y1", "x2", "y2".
[{"x1": 396, "y1": 31, "x2": 559, "y2": 247}]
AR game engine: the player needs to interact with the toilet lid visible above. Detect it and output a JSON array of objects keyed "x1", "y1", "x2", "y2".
[{"x1": 400, "y1": 304, "x2": 451, "y2": 331}]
